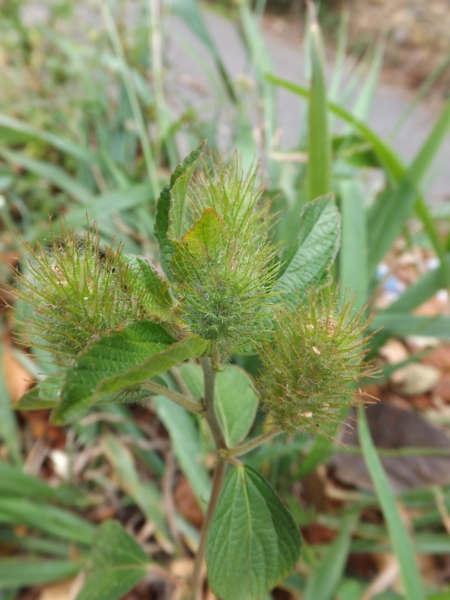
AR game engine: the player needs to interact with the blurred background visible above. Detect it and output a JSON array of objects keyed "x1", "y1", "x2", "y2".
[{"x1": 1, "y1": 0, "x2": 450, "y2": 599}]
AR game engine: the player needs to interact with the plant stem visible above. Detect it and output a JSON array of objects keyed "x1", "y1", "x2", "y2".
[
  {"x1": 142, "y1": 381, "x2": 204, "y2": 414},
  {"x1": 189, "y1": 459, "x2": 226, "y2": 600},
  {"x1": 227, "y1": 428, "x2": 283, "y2": 457},
  {"x1": 188, "y1": 357, "x2": 228, "y2": 599},
  {"x1": 200, "y1": 357, "x2": 227, "y2": 450}
]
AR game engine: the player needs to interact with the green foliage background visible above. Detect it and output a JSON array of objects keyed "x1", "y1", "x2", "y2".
[{"x1": 0, "y1": 0, "x2": 450, "y2": 599}]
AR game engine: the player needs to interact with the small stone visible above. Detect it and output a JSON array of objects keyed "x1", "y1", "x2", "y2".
[
  {"x1": 391, "y1": 363, "x2": 441, "y2": 396},
  {"x1": 379, "y1": 338, "x2": 409, "y2": 364},
  {"x1": 406, "y1": 336, "x2": 441, "y2": 352}
]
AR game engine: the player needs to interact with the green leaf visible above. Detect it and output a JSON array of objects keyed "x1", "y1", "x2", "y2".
[
  {"x1": 76, "y1": 521, "x2": 150, "y2": 600},
  {"x1": 153, "y1": 183, "x2": 176, "y2": 277},
  {"x1": 168, "y1": 142, "x2": 204, "y2": 240},
  {"x1": 275, "y1": 194, "x2": 340, "y2": 300},
  {"x1": 15, "y1": 376, "x2": 61, "y2": 411},
  {"x1": 121, "y1": 254, "x2": 174, "y2": 321},
  {"x1": 53, "y1": 321, "x2": 207, "y2": 424},
  {"x1": 152, "y1": 395, "x2": 211, "y2": 511},
  {"x1": 154, "y1": 142, "x2": 205, "y2": 277},
  {"x1": 170, "y1": 208, "x2": 225, "y2": 280},
  {"x1": 215, "y1": 366, "x2": 258, "y2": 447},
  {"x1": 179, "y1": 362, "x2": 204, "y2": 400},
  {"x1": 307, "y1": 5, "x2": 332, "y2": 201},
  {"x1": 358, "y1": 406, "x2": 425, "y2": 600},
  {"x1": 303, "y1": 512, "x2": 359, "y2": 600},
  {"x1": 179, "y1": 363, "x2": 259, "y2": 448},
  {"x1": 0, "y1": 558, "x2": 83, "y2": 589},
  {"x1": 206, "y1": 465, "x2": 301, "y2": 600}
]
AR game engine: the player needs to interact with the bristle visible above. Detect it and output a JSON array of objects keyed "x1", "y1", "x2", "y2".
[{"x1": 256, "y1": 288, "x2": 373, "y2": 437}]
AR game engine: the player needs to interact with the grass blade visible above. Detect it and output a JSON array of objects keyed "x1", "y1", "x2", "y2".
[
  {"x1": 304, "y1": 512, "x2": 359, "y2": 600},
  {"x1": 371, "y1": 314, "x2": 450, "y2": 338},
  {"x1": 152, "y1": 395, "x2": 211, "y2": 512},
  {"x1": 358, "y1": 405, "x2": 426, "y2": 600},
  {"x1": 306, "y1": 1, "x2": 332, "y2": 201},
  {"x1": 266, "y1": 73, "x2": 447, "y2": 274},
  {"x1": 0, "y1": 559, "x2": 83, "y2": 589},
  {"x1": 172, "y1": 0, "x2": 236, "y2": 104},
  {"x1": 102, "y1": 436, "x2": 172, "y2": 546},
  {"x1": 101, "y1": 2, "x2": 159, "y2": 199},
  {"x1": 368, "y1": 102, "x2": 450, "y2": 271},
  {"x1": 390, "y1": 47, "x2": 450, "y2": 139},
  {"x1": 0, "y1": 114, "x2": 99, "y2": 165},
  {"x1": 349, "y1": 35, "x2": 385, "y2": 124},
  {"x1": 0, "y1": 498, "x2": 95, "y2": 545},
  {"x1": 0, "y1": 149, "x2": 94, "y2": 204},
  {"x1": 0, "y1": 461, "x2": 83, "y2": 506},
  {"x1": 338, "y1": 180, "x2": 368, "y2": 309}
]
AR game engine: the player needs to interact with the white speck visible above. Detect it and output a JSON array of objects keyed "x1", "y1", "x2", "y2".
[
  {"x1": 437, "y1": 289, "x2": 449, "y2": 303},
  {"x1": 50, "y1": 450, "x2": 70, "y2": 480},
  {"x1": 427, "y1": 257, "x2": 440, "y2": 271},
  {"x1": 376, "y1": 263, "x2": 389, "y2": 280},
  {"x1": 83, "y1": 296, "x2": 88, "y2": 300}
]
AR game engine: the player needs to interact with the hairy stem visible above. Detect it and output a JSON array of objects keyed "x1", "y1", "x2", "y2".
[
  {"x1": 226, "y1": 428, "x2": 283, "y2": 458},
  {"x1": 188, "y1": 357, "x2": 228, "y2": 598},
  {"x1": 142, "y1": 381, "x2": 204, "y2": 414},
  {"x1": 189, "y1": 459, "x2": 226, "y2": 600}
]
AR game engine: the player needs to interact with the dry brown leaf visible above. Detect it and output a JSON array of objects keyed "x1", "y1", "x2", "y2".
[
  {"x1": 433, "y1": 374, "x2": 450, "y2": 402},
  {"x1": 174, "y1": 477, "x2": 203, "y2": 528},
  {"x1": 38, "y1": 575, "x2": 83, "y2": 600},
  {"x1": 330, "y1": 403, "x2": 450, "y2": 493},
  {"x1": 20, "y1": 410, "x2": 66, "y2": 448},
  {"x1": 170, "y1": 558, "x2": 196, "y2": 600},
  {"x1": 422, "y1": 345, "x2": 450, "y2": 372},
  {"x1": 3, "y1": 348, "x2": 32, "y2": 402}
]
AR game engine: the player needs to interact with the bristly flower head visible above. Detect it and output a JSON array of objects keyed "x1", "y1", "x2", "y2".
[
  {"x1": 256, "y1": 288, "x2": 373, "y2": 438},
  {"x1": 170, "y1": 153, "x2": 278, "y2": 354},
  {"x1": 13, "y1": 221, "x2": 161, "y2": 362}
]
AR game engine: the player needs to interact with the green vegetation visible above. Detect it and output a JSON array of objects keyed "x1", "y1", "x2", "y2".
[{"x1": 1, "y1": 1, "x2": 450, "y2": 599}]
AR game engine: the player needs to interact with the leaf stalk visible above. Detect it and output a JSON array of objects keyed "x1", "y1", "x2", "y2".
[
  {"x1": 226, "y1": 428, "x2": 283, "y2": 458},
  {"x1": 142, "y1": 381, "x2": 204, "y2": 414}
]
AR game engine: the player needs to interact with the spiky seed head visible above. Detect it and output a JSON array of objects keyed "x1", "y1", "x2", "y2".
[
  {"x1": 256, "y1": 288, "x2": 373, "y2": 438},
  {"x1": 170, "y1": 155, "x2": 278, "y2": 354},
  {"x1": 13, "y1": 221, "x2": 158, "y2": 362}
]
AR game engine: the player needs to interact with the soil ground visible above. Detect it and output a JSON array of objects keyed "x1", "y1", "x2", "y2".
[{"x1": 264, "y1": 0, "x2": 450, "y2": 101}]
